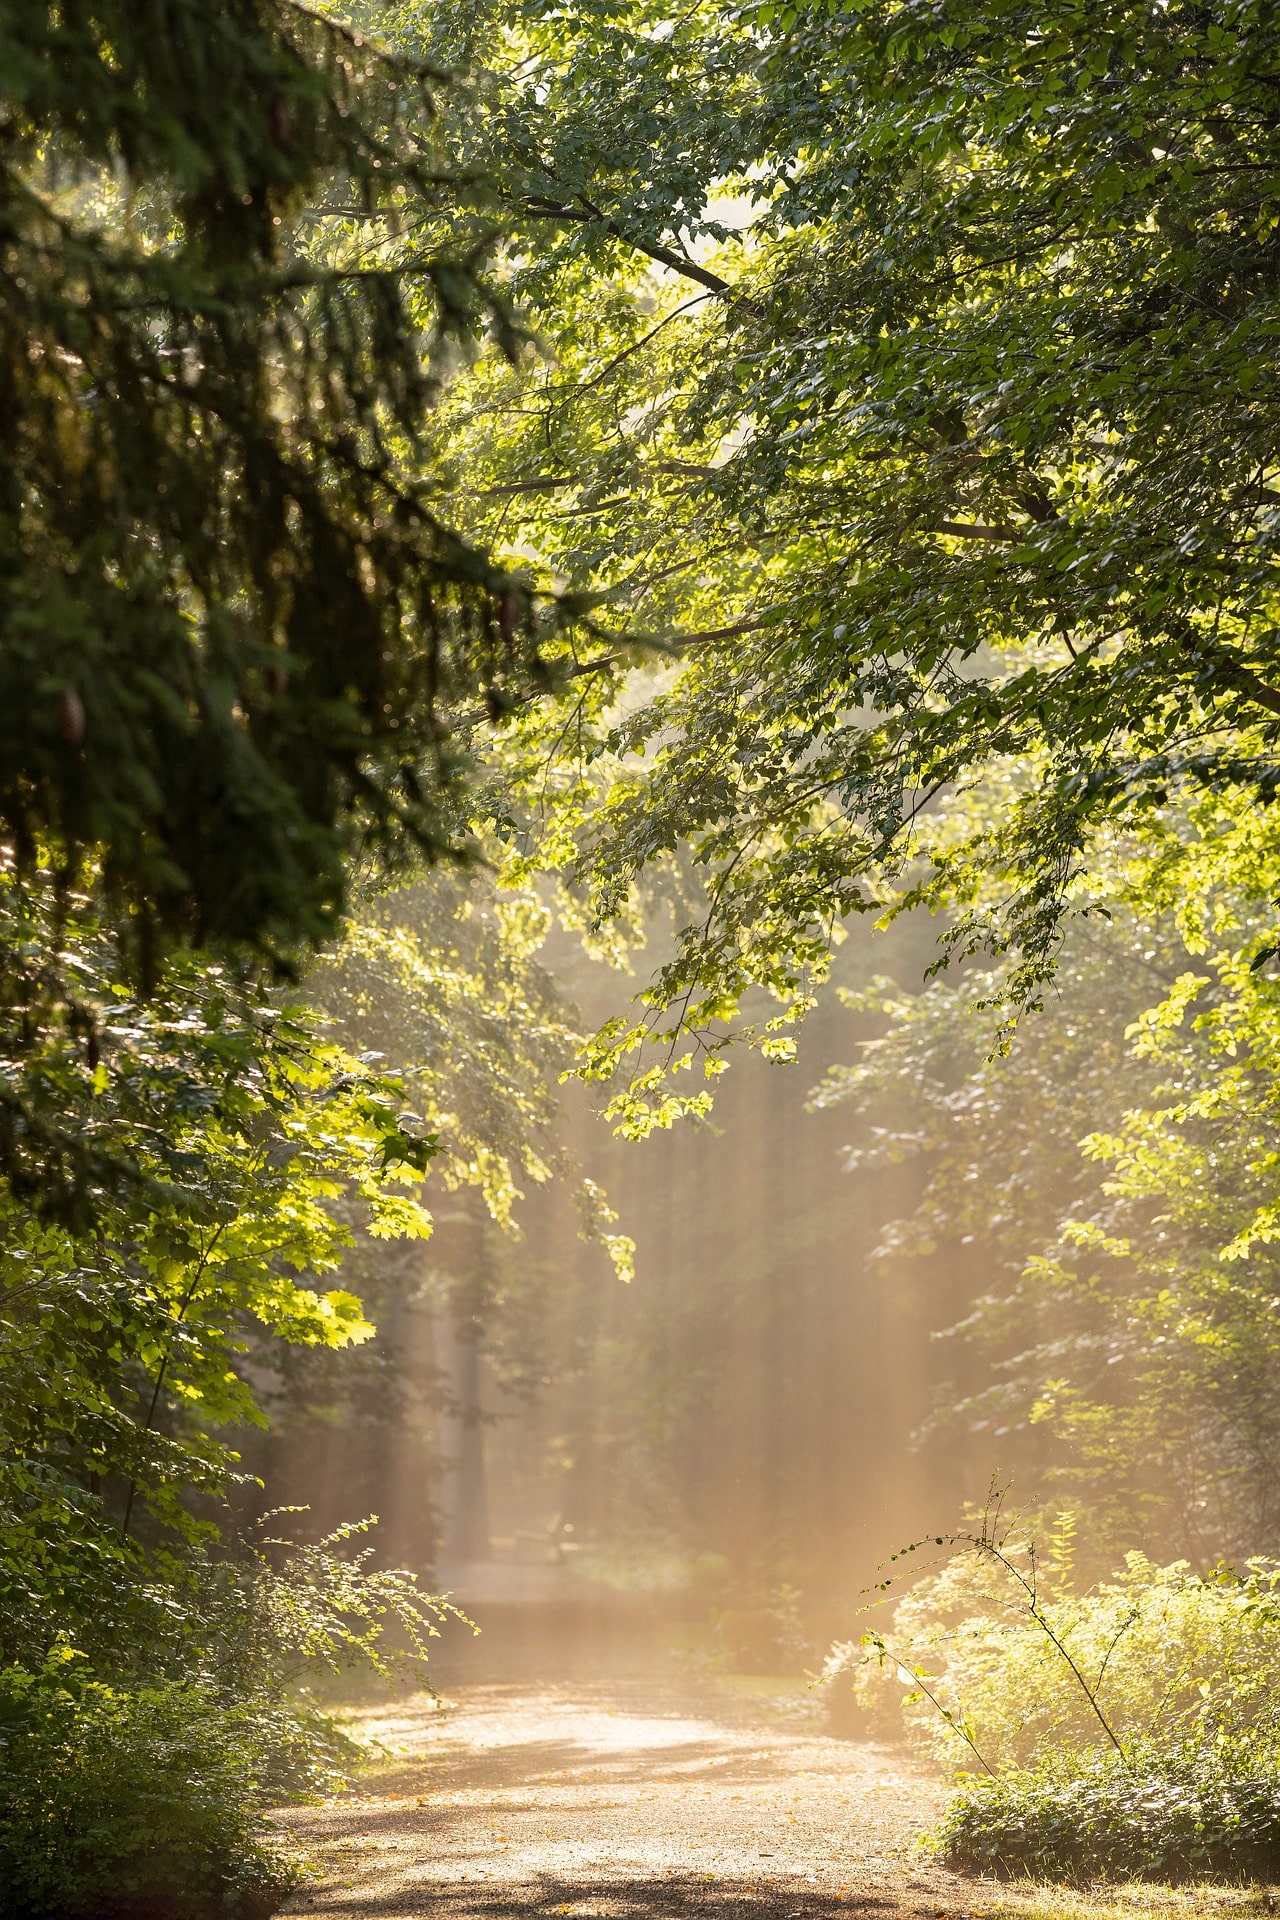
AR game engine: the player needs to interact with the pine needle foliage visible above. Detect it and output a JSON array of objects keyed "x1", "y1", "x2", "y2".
[{"x1": 0, "y1": 0, "x2": 552, "y2": 987}]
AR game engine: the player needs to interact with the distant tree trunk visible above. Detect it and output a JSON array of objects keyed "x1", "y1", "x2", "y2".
[{"x1": 438, "y1": 1211, "x2": 491, "y2": 1563}]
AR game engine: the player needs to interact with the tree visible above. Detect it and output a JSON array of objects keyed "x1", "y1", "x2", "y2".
[
  {"x1": 813, "y1": 785, "x2": 1280, "y2": 1565},
  {"x1": 0, "y1": 881, "x2": 439, "y2": 1668},
  {"x1": 397, "y1": 0, "x2": 1280, "y2": 1107},
  {"x1": 0, "y1": 0, "x2": 577, "y2": 1001},
  {"x1": 242, "y1": 870, "x2": 632, "y2": 1559},
  {"x1": 0, "y1": 16, "x2": 651, "y2": 1899}
]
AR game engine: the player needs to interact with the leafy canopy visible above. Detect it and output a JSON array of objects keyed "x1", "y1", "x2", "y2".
[{"x1": 405, "y1": 0, "x2": 1280, "y2": 1111}]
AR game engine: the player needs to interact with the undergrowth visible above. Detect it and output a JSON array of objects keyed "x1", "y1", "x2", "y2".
[
  {"x1": 827, "y1": 1497, "x2": 1280, "y2": 1883},
  {"x1": 0, "y1": 1518, "x2": 465, "y2": 1919},
  {"x1": 935, "y1": 1743, "x2": 1280, "y2": 1882},
  {"x1": 0, "y1": 1664, "x2": 302, "y2": 1920}
]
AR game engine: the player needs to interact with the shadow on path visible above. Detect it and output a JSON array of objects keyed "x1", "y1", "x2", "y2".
[
  {"x1": 311, "y1": 1871, "x2": 910, "y2": 1919},
  {"x1": 279, "y1": 1681, "x2": 974, "y2": 1920}
]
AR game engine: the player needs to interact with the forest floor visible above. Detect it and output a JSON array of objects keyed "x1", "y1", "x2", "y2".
[{"x1": 273, "y1": 1679, "x2": 1271, "y2": 1920}]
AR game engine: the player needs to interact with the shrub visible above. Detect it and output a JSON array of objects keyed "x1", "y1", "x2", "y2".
[
  {"x1": 0, "y1": 1520, "x2": 462, "y2": 1916},
  {"x1": 936, "y1": 1743, "x2": 1280, "y2": 1883},
  {"x1": 824, "y1": 1509, "x2": 1280, "y2": 1881},
  {"x1": 833, "y1": 1541, "x2": 1280, "y2": 1773},
  {"x1": 0, "y1": 1661, "x2": 303, "y2": 1920}
]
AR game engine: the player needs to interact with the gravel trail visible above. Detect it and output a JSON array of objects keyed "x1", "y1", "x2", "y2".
[{"x1": 277, "y1": 1682, "x2": 983, "y2": 1920}]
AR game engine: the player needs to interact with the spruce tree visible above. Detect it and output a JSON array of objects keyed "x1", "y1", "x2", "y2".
[{"x1": 0, "y1": 1, "x2": 545, "y2": 983}]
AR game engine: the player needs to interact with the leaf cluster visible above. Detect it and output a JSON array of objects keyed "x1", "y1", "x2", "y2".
[{"x1": 405, "y1": 0, "x2": 1280, "y2": 1108}]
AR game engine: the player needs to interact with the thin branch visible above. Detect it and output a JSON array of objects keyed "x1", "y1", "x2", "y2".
[
  {"x1": 544, "y1": 294, "x2": 712, "y2": 402},
  {"x1": 895, "y1": 1656, "x2": 997, "y2": 1776},
  {"x1": 519, "y1": 194, "x2": 750, "y2": 306},
  {"x1": 665, "y1": 613, "x2": 778, "y2": 645},
  {"x1": 933, "y1": 519, "x2": 1019, "y2": 543},
  {"x1": 973, "y1": 1530, "x2": 1129, "y2": 1759},
  {"x1": 120, "y1": 1217, "x2": 233, "y2": 1539},
  {"x1": 476, "y1": 474, "x2": 582, "y2": 498}
]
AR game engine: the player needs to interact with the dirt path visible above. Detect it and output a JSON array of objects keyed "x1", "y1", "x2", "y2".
[{"x1": 277, "y1": 1681, "x2": 985, "y2": 1920}]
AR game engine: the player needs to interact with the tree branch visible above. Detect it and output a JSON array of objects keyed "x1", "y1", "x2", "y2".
[
  {"x1": 1192, "y1": 638, "x2": 1280, "y2": 720},
  {"x1": 477, "y1": 474, "x2": 581, "y2": 498},
  {"x1": 520, "y1": 195, "x2": 744, "y2": 303},
  {"x1": 933, "y1": 519, "x2": 1018, "y2": 543}
]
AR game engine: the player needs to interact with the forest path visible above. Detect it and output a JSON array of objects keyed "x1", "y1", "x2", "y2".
[{"x1": 276, "y1": 1680, "x2": 983, "y2": 1920}]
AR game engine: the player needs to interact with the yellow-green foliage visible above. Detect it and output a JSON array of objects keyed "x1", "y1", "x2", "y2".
[{"x1": 836, "y1": 1544, "x2": 1280, "y2": 1775}]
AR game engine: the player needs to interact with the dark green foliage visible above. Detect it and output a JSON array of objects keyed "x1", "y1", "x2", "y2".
[
  {"x1": 0, "y1": 1512, "x2": 453, "y2": 1915},
  {"x1": 938, "y1": 1745, "x2": 1280, "y2": 1884},
  {"x1": 0, "y1": 0, "x2": 551, "y2": 993},
  {"x1": 0, "y1": 1664, "x2": 298, "y2": 1920}
]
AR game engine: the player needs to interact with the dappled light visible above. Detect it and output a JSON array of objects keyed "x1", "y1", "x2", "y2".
[
  {"x1": 277, "y1": 1684, "x2": 949, "y2": 1918},
  {"x1": 8, "y1": 0, "x2": 1280, "y2": 1915}
]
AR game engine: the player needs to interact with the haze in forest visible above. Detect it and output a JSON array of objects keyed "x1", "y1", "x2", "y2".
[
  {"x1": 9, "y1": 0, "x2": 1280, "y2": 1912},
  {"x1": 244, "y1": 906, "x2": 986, "y2": 1633}
]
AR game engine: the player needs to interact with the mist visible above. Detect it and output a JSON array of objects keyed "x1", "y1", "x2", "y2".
[{"x1": 241, "y1": 899, "x2": 1022, "y2": 1684}]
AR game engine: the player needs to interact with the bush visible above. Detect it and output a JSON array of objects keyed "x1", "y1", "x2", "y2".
[
  {"x1": 833, "y1": 1544, "x2": 1280, "y2": 1773},
  {"x1": 824, "y1": 1515, "x2": 1280, "y2": 1881},
  {"x1": 937, "y1": 1744, "x2": 1280, "y2": 1883},
  {"x1": 0, "y1": 1662, "x2": 302, "y2": 1920},
  {"x1": 0, "y1": 1520, "x2": 461, "y2": 1916}
]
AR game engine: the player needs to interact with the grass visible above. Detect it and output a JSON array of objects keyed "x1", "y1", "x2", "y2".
[{"x1": 980, "y1": 1883, "x2": 1280, "y2": 1920}]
